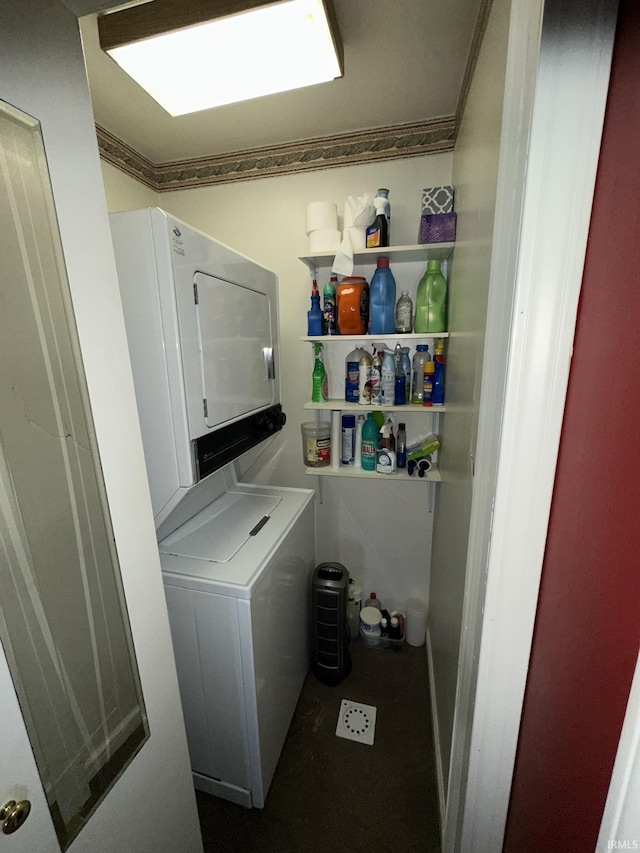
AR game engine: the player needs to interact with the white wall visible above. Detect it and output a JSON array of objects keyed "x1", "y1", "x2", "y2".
[
  {"x1": 426, "y1": 0, "x2": 511, "y2": 802},
  {"x1": 101, "y1": 153, "x2": 452, "y2": 609}
]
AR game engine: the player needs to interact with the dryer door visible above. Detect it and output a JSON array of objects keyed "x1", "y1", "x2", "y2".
[{"x1": 194, "y1": 272, "x2": 275, "y2": 429}]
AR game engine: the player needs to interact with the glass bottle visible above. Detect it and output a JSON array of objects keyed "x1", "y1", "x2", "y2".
[{"x1": 395, "y1": 290, "x2": 413, "y2": 333}]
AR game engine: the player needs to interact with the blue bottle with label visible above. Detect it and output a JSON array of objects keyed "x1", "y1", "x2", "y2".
[
  {"x1": 307, "y1": 279, "x2": 323, "y2": 336},
  {"x1": 368, "y1": 257, "x2": 396, "y2": 335}
]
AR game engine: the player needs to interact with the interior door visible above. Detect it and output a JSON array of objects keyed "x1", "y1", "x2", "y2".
[{"x1": 0, "y1": 3, "x2": 202, "y2": 852}]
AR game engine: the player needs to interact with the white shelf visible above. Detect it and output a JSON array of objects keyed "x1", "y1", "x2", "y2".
[
  {"x1": 302, "y1": 332, "x2": 448, "y2": 342},
  {"x1": 305, "y1": 464, "x2": 441, "y2": 482},
  {"x1": 299, "y1": 242, "x2": 454, "y2": 271},
  {"x1": 303, "y1": 400, "x2": 446, "y2": 412}
]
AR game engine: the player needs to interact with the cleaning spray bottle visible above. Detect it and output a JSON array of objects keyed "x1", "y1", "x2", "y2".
[
  {"x1": 307, "y1": 279, "x2": 323, "y2": 336},
  {"x1": 361, "y1": 412, "x2": 379, "y2": 471},
  {"x1": 311, "y1": 342, "x2": 328, "y2": 402},
  {"x1": 376, "y1": 422, "x2": 397, "y2": 473}
]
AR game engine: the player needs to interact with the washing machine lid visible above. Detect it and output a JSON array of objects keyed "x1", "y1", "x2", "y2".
[{"x1": 158, "y1": 490, "x2": 281, "y2": 563}]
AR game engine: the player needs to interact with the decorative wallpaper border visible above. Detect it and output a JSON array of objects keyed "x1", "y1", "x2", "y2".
[
  {"x1": 96, "y1": 117, "x2": 455, "y2": 191},
  {"x1": 96, "y1": 0, "x2": 491, "y2": 190}
]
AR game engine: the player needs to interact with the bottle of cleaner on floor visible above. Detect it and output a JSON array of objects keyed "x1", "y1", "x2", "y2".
[
  {"x1": 361, "y1": 412, "x2": 379, "y2": 471},
  {"x1": 369, "y1": 256, "x2": 396, "y2": 335},
  {"x1": 365, "y1": 592, "x2": 382, "y2": 610},
  {"x1": 312, "y1": 342, "x2": 328, "y2": 402},
  {"x1": 307, "y1": 279, "x2": 323, "y2": 336}
]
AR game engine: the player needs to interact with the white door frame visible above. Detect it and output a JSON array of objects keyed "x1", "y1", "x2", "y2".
[
  {"x1": 444, "y1": 0, "x2": 619, "y2": 850},
  {"x1": 0, "y1": 4, "x2": 203, "y2": 851}
]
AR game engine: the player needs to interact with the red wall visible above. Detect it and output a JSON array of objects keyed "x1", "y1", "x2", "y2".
[{"x1": 504, "y1": 1, "x2": 640, "y2": 850}]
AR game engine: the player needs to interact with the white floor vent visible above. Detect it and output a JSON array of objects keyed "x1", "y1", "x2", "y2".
[{"x1": 335, "y1": 700, "x2": 377, "y2": 746}]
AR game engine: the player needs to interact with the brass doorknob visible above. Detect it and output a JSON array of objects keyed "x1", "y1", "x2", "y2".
[{"x1": 0, "y1": 799, "x2": 31, "y2": 834}]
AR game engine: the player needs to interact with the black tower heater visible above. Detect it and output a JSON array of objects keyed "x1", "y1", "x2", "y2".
[{"x1": 311, "y1": 562, "x2": 352, "y2": 685}]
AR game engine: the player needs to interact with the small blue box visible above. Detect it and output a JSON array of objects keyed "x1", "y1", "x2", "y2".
[{"x1": 418, "y1": 213, "x2": 457, "y2": 244}]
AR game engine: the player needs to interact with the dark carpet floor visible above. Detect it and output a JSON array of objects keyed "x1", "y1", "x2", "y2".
[{"x1": 196, "y1": 640, "x2": 442, "y2": 852}]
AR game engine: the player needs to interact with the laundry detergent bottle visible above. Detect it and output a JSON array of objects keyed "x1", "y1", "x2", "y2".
[
  {"x1": 414, "y1": 259, "x2": 447, "y2": 333},
  {"x1": 368, "y1": 256, "x2": 396, "y2": 335}
]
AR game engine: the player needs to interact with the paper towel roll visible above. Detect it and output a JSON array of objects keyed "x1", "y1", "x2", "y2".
[
  {"x1": 309, "y1": 228, "x2": 341, "y2": 253},
  {"x1": 349, "y1": 226, "x2": 367, "y2": 250},
  {"x1": 305, "y1": 201, "x2": 338, "y2": 235}
]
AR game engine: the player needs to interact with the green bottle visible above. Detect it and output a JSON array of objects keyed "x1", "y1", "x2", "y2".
[
  {"x1": 414, "y1": 259, "x2": 447, "y2": 333},
  {"x1": 311, "y1": 343, "x2": 328, "y2": 402}
]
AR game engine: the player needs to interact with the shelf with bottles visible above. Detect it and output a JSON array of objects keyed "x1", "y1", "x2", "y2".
[
  {"x1": 304, "y1": 463, "x2": 441, "y2": 482},
  {"x1": 301, "y1": 331, "x2": 449, "y2": 343},
  {"x1": 303, "y1": 400, "x2": 447, "y2": 413},
  {"x1": 299, "y1": 242, "x2": 454, "y2": 272}
]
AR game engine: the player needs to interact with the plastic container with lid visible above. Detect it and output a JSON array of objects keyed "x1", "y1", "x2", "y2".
[
  {"x1": 369, "y1": 257, "x2": 396, "y2": 335},
  {"x1": 337, "y1": 277, "x2": 369, "y2": 335},
  {"x1": 360, "y1": 606, "x2": 382, "y2": 646},
  {"x1": 301, "y1": 421, "x2": 331, "y2": 467}
]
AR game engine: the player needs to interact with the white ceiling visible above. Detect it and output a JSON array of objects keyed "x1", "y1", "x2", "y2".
[{"x1": 74, "y1": 0, "x2": 484, "y2": 165}]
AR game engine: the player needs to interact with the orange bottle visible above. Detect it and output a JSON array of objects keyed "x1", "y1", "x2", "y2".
[{"x1": 336, "y1": 277, "x2": 369, "y2": 335}]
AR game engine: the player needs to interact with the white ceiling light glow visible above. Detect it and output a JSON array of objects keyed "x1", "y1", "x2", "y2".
[{"x1": 100, "y1": 0, "x2": 343, "y2": 117}]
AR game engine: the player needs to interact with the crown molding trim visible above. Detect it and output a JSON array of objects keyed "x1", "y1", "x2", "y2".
[
  {"x1": 454, "y1": 0, "x2": 494, "y2": 135},
  {"x1": 96, "y1": 117, "x2": 455, "y2": 190}
]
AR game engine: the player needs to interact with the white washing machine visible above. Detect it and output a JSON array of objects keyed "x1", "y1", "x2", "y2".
[{"x1": 159, "y1": 477, "x2": 315, "y2": 809}]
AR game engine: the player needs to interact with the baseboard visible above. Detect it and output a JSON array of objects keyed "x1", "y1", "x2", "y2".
[
  {"x1": 192, "y1": 770, "x2": 252, "y2": 808},
  {"x1": 426, "y1": 626, "x2": 447, "y2": 840}
]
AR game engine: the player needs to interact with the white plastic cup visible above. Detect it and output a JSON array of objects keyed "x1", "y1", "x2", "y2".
[{"x1": 405, "y1": 598, "x2": 428, "y2": 647}]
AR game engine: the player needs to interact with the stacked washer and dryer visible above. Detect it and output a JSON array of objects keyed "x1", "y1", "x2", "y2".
[{"x1": 110, "y1": 208, "x2": 315, "y2": 808}]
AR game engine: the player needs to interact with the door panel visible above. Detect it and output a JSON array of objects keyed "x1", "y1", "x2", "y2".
[
  {"x1": 0, "y1": 99, "x2": 148, "y2": 849},
  {"x1": 0, "y1": 3, "x2": 202, "y2": 852},
  {"x1": 195, "y1": 272, "x2": 274, "y2": 429}
]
